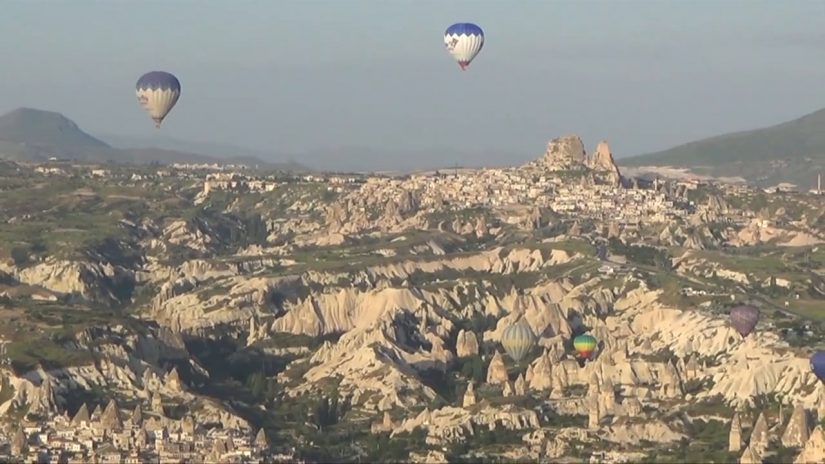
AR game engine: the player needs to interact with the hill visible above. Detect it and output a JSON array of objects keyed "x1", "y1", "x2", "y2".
[
  {"x1": 100, "y1": 133, "x2": 308, "y2": 171},
  {"x1": 0, "y1": 108, "x2": 306, "y2": 170},
  {"x1": 0, "y1": 108, "x2": 122, "y2": 162},
  {"x1": 621, "y1": 108, "x2": 825, "y2": 188}
]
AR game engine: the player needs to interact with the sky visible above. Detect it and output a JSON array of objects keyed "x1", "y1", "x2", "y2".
[{"x1": 1, "y1": 0, "x2": 825, "y2": 170}]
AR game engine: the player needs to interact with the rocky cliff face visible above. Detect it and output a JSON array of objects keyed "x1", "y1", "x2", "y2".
[
  {"x1": 536, "y1": 135, "x2": 622, "y2": 186},
  {"x1": 542, "y1": 135, "x2": 588, "y2": 169},
  {"x1": 588, "y1": 141, "x2": 622, "y2": 186},
  {"x1": 0, "y1": 325, "x2": 251, "y2": 432}
]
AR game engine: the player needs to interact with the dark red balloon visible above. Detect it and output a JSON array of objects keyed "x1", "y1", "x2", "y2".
[{"x1": 730, "y1": 305, "x2": 760, "y2": 337}]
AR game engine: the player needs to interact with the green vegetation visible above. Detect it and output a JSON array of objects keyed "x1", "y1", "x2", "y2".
[
  {"x1": 764, "y1": 447, "x2": 802, "y2": 464},
  {"x1": 0, "y1": 378, "x2": 15, "y2": 405},
  {"x1": 562, "y1": 385, "x2": 588, "y2": 397},
  {"x1": 608, "y1": 238, "x2": 670, "y2": 269},
  {"x1": 685, "y1": 397, "x2": 732, "y2": 417},
  {"x1": 446, "y1": 427, "x2": 525, "y2": 462},
  {"x1": 7, "y1": 337, "x2": 95, "y2": 372},
  {"x1": 458, "y1": 355, "x2": 487, "y2": 385}
]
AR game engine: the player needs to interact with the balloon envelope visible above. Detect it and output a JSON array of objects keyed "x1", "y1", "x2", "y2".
[
  {"x1": 136, "y1": 71, "x2": 181, "y2": 128},
  {"x1": 730, "y1": 305, "x2": 760, "y2": 337},
  {"x1": 444, "y1": 23, "x2": 484, "y2": 70},
  {"x1": 573, "y1": 334, "x2": 598, "y2": 359},
  {"x1": 812, "y1": 351, "x2": 825, "y2": 382},
  {"x1": 501, "y1": 318, "x2": 535, "y2": 363}
]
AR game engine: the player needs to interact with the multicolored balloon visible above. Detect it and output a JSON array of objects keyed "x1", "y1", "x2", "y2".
[
  {"x1": 136, "y1": 71, "x2": 181, "y2": 128},
  {"x1": 501, "y1": 318, "x2": 536, "y2": 363},
  {"x1": 444, "y1": 23, "x2": 484, "y2": 70},
  {"x1": 811, "y1": 351, "x2": 825, "y2": 382},
  {"x1": 573, "y1": 334, "x2": 598, "y2": 359},
  {"x1": 730, "y1": 305, "x2": 760, "y2": 338}
]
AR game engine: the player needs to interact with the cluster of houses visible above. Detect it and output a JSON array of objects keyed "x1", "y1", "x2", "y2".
[{"x1": 0, "y1": 398, "x2": 290, "y2": 464}]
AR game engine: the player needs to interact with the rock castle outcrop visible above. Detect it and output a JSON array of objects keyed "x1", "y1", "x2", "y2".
[{"x1": 538, "y1": 135, "x2": 622, "y2": 186}]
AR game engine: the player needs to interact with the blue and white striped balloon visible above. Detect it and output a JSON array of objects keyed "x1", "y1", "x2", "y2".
[
  {"x1": 136, "y1": 71, "x2": 181, "y2": 128},
  {"x1": 444, "y1": 23, "x2": 484, "y2": 70}
]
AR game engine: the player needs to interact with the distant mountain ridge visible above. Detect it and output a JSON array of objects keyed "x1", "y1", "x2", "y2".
[
  {"x1": 0, "y1": 108, "x2": 306, "y2": 171},
  {"x1": 621, "y1": 108, "x2": 825, "y2": 188}
]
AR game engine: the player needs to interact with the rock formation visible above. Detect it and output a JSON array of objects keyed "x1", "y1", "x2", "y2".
[
  {"x1": 795, "y1": 426, "x2": 825, "y2": 464},
  {"x1": 131, "y1": 405, "x2": 143, "y2": 427},
  {"x1": 542, "y1": 135, "x2": 587, "y2": 170},
  {"x1": 486, "y1": 352, "x2": 509, "y2": 385},
  {"x1": 622, "y1": 398, "x2": 643, "y2": 417},
  {"x1": 749, "y1": 412, "x2": 769, "y2": 453},
  {"x1": 456, "y1": 330, "x2": 480, "y2": 358},
  {"x1": 101, "y1": 399, "x2": 123, "y2": 431},
  {"x1": 463, "y1": 382, "x2": 477, "y2": 408},
  {"x1": 729, "y1": 413, "x2": 743, "y2": 452},
  {"x1": 514, "y1": 374, "x2": 527, "y2": 396},
  {"x1": 739, "y1": 445, "x2": 761, "y2": 464},
  {"x1": 781, "y1": 403, "x2": 811, "y2": 448},
  {"x1": 503, "y1": 381, "x2": 515, "y2": 397},
  {"x1": 588, "y1": 141, "x2": 622, "y2": 186},
  {"x1": 151, "y1": 392, "x2": 164, "y2": 415},
  {"x1": 588, "y1": 397, "x2": 602, "y2": 429},
  {"x1": 255, "y1": 428, "x2": 269, "y2": 448},
  {"x1": 72, "y1": 403, "x2": 91, "y2": 426},
  {"x1": 11, "y1": 428, "x2": 26, "y2": 456}
]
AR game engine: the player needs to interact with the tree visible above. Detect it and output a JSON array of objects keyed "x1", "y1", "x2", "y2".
[
  {"x1": 312, "y1": 395, "x2": 349, "y2": 431},
  {"x1": 242, "y1": 213, "x2": 268, "y2": 246},
  {"x1": 10, "y1": 247, "x2": 29, "y2": 267},
  {"x1": 460, "y1": 355, "x2": 486, "y2": 384},
  {"x1": 245, "y1": 372, "x2": 267, "y2": 400}
]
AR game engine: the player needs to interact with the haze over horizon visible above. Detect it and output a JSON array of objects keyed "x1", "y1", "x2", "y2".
[{"x1": 2, "y1": 0, "x2": 825, "y2": 170}]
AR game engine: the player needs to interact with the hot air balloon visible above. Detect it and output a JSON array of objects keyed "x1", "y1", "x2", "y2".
[
  {"x1": 136, "y1": 71, "x2": 181, "y2": 128},
  {"x1": 501, "y1": 318, "x2": 536, "y2": 363},
  {"x1": 573, "y1": 334, "x2": 598, "y2": 359},
  {"x1": 444, "y1": 23, "x2": 484, "y2": 70},
  {"x1": 730, "y1": 305, "x2": 760, "y2": 338},
  {"x1": 811, "y1": 351, "x2": 825, "y2": 382}
]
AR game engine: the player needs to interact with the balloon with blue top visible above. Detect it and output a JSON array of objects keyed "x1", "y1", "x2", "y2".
[
  {"x1": 444, "y1": 23, "x2": 484, "y2": 71},
  {"x1": 135, "y1": 71, "x2": 181, "y2": 129}
]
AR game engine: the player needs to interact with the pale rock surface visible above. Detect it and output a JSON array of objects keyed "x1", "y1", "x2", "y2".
[
  {"x1": 391, "y1": 404, "x2": 540, "y2": 446},
  {"x1": 162, "y1": 219, "x2": 215, "y2": 252},
  {"x1": 739, "y1": 445, "x2": 761, "y2": 464},
  {"x1": 486, "y1": 351, "x2": 509, "y2": 385},
  {"x1": 730, "y1": 413, "x2": 743, "y2": 452},
  {"x1": 541, "y1": 135, "x2": 587, "y2": 170},
  {"x1": 503, "y1": 381, "x2": 515, "y2": 397},
  {"x1": 603, "y1": 419, "x2": 685, "y2": 444},
  {"x1": 527, "y1": 351, "x2": 554, "y2": 391},
  {"x1": 14, "y1": 259, "x2": 131, "y2": 303},
  {"x1": 514, "y1": 374, "x2": 527, "y2": 396},
  {"x1": 462, "y1": 382, "x2": 477, "y2": 408},
  {"x1": 456, "y1": 330, "x2": 480, "y2": 358},
  {"x1": 294, "y1": 343, "x2": 437, "y2": 411},
  {"x1": 588, "y1": 397, "x2": 602, "y2": 429},
  {"x1": 588, "y1": 141, "x2": 622, "y2": 186},
  {"x1": 795, "y1": 426, "x2": 825, "y2": 464},
  {"x1": 750, "y1": 412, "x2": 769, "y2": 454},
  {"x1": 781, "y1": 403, "x2": 812, "y2": 448},
  {"x1": 612, "y1": 287, "x2": 822, "y2": 407},
  {"x1": 408, "y1": 450, "x2": 448, "y2": 464}
]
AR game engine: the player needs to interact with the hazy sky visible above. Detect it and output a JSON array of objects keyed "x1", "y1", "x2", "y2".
[{"x1": 1, "y1": 0, "x2": 825, "y2": 170}]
